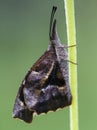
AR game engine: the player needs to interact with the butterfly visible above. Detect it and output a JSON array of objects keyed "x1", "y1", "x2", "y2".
[{"x1": 12, "y1": 6, "x2": 72, "y2": 123}]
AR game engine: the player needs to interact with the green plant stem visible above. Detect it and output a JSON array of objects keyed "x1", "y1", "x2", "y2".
[{"x1": 63, "y1": 1, "x2": 79, "y2": 130}]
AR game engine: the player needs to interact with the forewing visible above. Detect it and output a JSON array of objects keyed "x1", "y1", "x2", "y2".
[{"x1": 13, "y1": 49, "x2": 55, "y2": 123}]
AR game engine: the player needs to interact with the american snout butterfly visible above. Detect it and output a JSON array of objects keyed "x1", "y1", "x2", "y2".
[{"x1": 12, "y1": 6, "x2": 72, "y2": 123}]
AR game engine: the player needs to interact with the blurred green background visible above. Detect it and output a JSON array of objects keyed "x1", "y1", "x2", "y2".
[{"x1": 0, "y1": 0, "x2": 97, "y2": 130}]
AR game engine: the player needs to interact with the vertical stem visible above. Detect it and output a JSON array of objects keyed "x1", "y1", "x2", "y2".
[{"x1": 63, "y1": 1, "x2": 79, "y2": 130}]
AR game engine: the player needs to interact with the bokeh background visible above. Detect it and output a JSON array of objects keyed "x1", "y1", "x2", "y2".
[{"x1": 0, "y1": 0, "x2": 97, "y2": 130}]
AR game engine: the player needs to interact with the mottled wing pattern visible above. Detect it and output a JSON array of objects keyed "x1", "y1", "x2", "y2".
[{"x1": 13, "y1": 49, "x2": 55, "y2": 123}]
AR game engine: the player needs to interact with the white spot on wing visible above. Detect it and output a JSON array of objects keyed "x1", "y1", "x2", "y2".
[{"x1": 22, "y1": 80, "x2": 26, "y2": 85}]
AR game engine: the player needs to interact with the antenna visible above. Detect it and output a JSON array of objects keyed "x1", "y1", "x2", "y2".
[{"x1": 49, "y1": 6, "x2": 57, "y2": 39}]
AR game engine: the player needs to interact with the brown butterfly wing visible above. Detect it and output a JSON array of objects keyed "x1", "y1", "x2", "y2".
[{"x1": 13, "y1": 49, "x2": 55, "y2": 123}]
